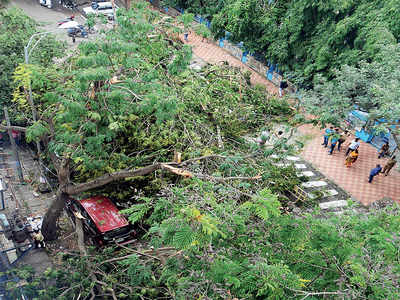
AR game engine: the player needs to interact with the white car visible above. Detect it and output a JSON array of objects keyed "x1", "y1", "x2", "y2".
[
  {"x1": 39, "y1": 0, "x2": 52, "y2": 9},
  {"x1": 83, "y1": 2, "x2": 118, "y2": 20}
]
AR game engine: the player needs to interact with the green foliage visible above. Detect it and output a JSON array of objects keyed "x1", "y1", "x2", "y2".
[
  {"x1": 0, "y1": 8, "x2": 64, "y2": 105},
  {"x1": 25, "y1": 121, "x2": 50, "y2": 142},
  {"x1": 121, "y1": 197, "x2": 152, "y2": 225},
  {"x1": 12, "y1": 175, "x2": 400, "y2": 299},
  {"x1": 119, "y1": 255, "x2": 153, "y2": 286},
  {"x1": 302, "y1": 44, "x2": 400, "y2": 150},
  {"x1": 174, "y1": 0, "x2": 400, "y2": 85},
  {"x1": 9, "y1": 1, "x2": 295, "y2": 185},
  {"x1": 177, "y1": 12, "x2": 194, "y2": 30},
  {"x1": 11, "y1": 3, "x2": 400, "y2": 300},
  {"x1": 241, "y1": 188, "x2": 281, "y2": 221},
  {"x1": 194, "y1": 23, "x2": 212, "y2": 40}
]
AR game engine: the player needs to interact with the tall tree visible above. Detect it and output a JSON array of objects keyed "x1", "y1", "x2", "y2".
[
  {"x1": 0, "y1": 8, "x2": 64, "y2": 108},
  {"x1": 302, "y1": 44, "x2": 400, "y2": 152},
  {"x1": 179, "y1": 0, "x2": 400, "y2": 85}
]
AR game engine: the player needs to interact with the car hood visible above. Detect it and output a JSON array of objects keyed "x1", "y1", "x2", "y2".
[{"x1": 79, "y1": 196, "x2": 129, "y2": 233}]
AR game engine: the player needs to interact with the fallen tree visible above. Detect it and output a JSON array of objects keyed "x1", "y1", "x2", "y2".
[{"x1": 9, "y1": 3, "x2": 297, "y2": 240}]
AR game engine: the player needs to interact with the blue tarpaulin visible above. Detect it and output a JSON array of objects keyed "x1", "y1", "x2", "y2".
[{"x1": 242, "y1": 51, "x2": 248, "y2": 63}]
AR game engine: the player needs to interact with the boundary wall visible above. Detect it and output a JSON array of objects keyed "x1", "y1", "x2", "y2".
[{"x1": 151, "y1": 3, "x2": 296, "y2": 93}]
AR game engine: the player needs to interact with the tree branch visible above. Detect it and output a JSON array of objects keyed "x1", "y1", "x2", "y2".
[
  {"x1": 64, "y1": 155, "x2": 231, "y2": 195},
  {"x1": 0, "y1": 124, "x2": 27, "y2": 132},
  {"x1": 64, "y1": 163, "x2": 166, "y2": 195}
]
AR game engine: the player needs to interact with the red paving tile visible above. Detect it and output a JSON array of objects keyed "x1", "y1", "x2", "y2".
[
  {"x1": 181, "y1": 34, "x2": 278, "y2": 95},
  {"x1": 178, "y1": 30, "x2": 399, "y2": 207},
  {"x1": 299, "y1": 124, "x2": 400, "y2": 206}
]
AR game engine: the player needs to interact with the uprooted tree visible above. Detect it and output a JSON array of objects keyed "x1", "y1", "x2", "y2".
[
  {"x1": 5, "y1": 3, "x2": 400, "y2": 300},
  {"x1": 10, "y1": 3, "x2": 297, "y2": 241}
]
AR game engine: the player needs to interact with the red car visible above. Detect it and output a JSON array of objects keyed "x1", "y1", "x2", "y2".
[{"x1": 66, "y1": 196, "x2": 135, "y2": 246}]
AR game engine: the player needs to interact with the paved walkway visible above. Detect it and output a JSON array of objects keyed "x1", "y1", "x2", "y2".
[
  {"x1": 182, "y1": 34, "x2": 278, "y2": 95},
  {"x1": 299, "y1": 124, "x2": 400, "y2": 205},
  {"x1": 181, "y1": 31, "x2": 400, "y2": 206}
]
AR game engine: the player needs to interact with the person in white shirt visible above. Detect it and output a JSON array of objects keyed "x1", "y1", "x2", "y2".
[{"x1": 345, "y1": 138, "x2": 360, "y2": 156}]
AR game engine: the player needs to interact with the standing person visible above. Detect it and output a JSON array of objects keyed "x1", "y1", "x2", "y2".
[
  {"x1": 328, "y1": 129, "x2": 340, "y2": 155},
  {"x1": 381, "y1": 156, "x2": 397, "y2": 176},
  {"x1": 279, "y1": 80, "x2": 288, "y2": 97},
  {"x1": 378, "y1": 142, "x2": 389, "y2": 159},
  {"x1": 337, "y1": 130, "x2": 349, "y2": 151},
  {"x1": 11, "y1": 130, "x2": 21, "y2": 146},
  {"x1": 183, "y1": 31, "x2": 189, "y2": 42},
  {"x1": 32, "y1": 229, "x2": 45, "y2": 249},
  {"x1": 345, "y1": 138, "x2": 360, "y2": 156},
  {"x1": 322, "y1": 126, "x2": 334, "y2": 148},
  {"x1": 368, "y1": 164, "x2": 382, "y2": 183},
  {"x1": 345, "y1": 149, "x2": 359, "y2": 168}
]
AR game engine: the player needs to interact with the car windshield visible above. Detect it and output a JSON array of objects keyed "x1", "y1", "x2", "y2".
[{"x1": 98, "y1": 5, "x2": 112, "y2": 10}]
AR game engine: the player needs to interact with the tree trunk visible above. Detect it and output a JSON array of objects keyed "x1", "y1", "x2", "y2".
[
  {"x1": 65, "y1": 163, "x2": 164, "y2": 195},
  {"x1": 75, "y1": 218, "x2": 87, "y2": 255},
  {"x1": 41, "y1": 191, "x2": 69, "y2": 240},
  {"x1": 125, "y1": 0, "x2": 130, "y2": 9},
  {"x1": 41, "y1": 158, "x2": 71, "y2": 241}
]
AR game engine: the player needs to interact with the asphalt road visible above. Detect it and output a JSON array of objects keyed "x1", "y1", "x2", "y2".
[{"x1": 9, "y1": 0, "x2": 87, "y2": 44}]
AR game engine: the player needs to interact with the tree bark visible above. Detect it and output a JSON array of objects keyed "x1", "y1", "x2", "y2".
[
  {"x1": 41, "y1": 158, "x2": 71, "y2": 240},
  {"x1": 75, "y1": 218, "x2": 87, "y2": 255},
  {"x1": 42, "y1": 162, "x2": 163, "y2": 240},
  {"x1": 41, "y1": 191, "x2": 69, "y2": 240},
  {"x1": 0, "y1": 125, "x2": 27, "y2": 132},
  {"x1": 65, "y1": 163, "x2": 165, "y2": 195}
]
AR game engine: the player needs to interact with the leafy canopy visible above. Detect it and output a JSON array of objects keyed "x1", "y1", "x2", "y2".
[
  {"x1": 302, "y1": 44, "x2": 400, "y2": 150},
  {"x1": 0, "y1": 8, "x2": 64, "y2": 107}
]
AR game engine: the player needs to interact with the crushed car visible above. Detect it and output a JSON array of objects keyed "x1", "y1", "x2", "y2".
[{"x1": 65, "y1": 196, "x2": 135, "y2": 246}]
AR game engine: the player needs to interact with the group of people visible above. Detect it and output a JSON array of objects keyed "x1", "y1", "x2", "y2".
[
  {"x1": 322, "y1": 127, "x2": 397, "y2": 183},
  {"x1": 322, "y1": 127, "x2": 352, "y2": 155}
]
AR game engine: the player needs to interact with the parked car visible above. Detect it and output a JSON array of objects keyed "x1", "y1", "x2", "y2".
[
  {"x1": 60, "y1": 0, "x2": 77, "y2": 9},
  {"x1": 83, "y1": 2, "x2": 118, "y2": 20},
  {"x1": 39, "y1": 0, "x2": 52, "y2": 9},
  {"x1": 67, "y1": 25, "x2": 88, "y2": 38},
  {"x1": 65, "y1": 196, "x2": 135, "y2": 246}
]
